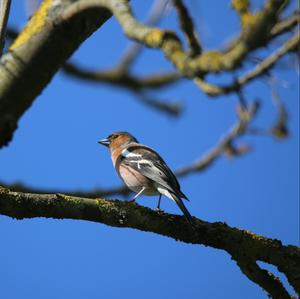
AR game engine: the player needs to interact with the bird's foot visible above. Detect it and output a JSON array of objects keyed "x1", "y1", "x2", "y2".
[
  {"x1": 155, "y1": 208, "x2": 164, "y2": 213},
  {"x1": 128, "y1": 198, "x2": 136, "y2": 204}
]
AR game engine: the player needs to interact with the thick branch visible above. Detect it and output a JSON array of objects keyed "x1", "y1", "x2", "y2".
[
  {"x1": 0, "y1": 186, "x2": 299, "y2": 297},
  {"x1": 0, "y1": 0, "x2": 112, "y2": 148}
]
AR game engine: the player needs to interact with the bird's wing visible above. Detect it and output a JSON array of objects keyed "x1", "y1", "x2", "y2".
[{"x1": 120, "y1": 144, "x2": 187, "y2": 199}]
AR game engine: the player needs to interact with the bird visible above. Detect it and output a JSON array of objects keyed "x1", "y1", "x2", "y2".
[{"x1": 98, "y1": 131, "x2": 192, "y2": 223}]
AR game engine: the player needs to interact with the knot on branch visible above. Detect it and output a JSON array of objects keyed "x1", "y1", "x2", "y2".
[{"x1": 145, "y1": 29, "x2": 181, "y2": 48}]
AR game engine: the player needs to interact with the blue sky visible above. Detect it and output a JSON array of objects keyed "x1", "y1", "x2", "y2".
[{"x1": 0, "y1": 1, "x2": 299, "y2": 298}]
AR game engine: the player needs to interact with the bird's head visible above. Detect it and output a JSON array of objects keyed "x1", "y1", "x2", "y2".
[{"x1": 98, "y1": 131, "x2": 138, "y2": 150}]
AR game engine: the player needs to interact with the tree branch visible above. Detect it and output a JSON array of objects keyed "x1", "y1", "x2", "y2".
[
  {"x1": 0, "y1": 182, "x2": 131, "y2": 198},
  {"x1": 0, "y1": 0, "x2": 294, "y2": 148},
  {"x1": 270, "y1": 10, "x2": 300, "y2": 38},
  {"x1": 0, "y1": 186, "x2": 299, "y2": 297},
  {"x1": 176, "y1": 101, "x2": 259, "y2": 176},
  {"x1": 0, "y1": 0, "x2": 112, "y2": 148},
  {"x1": 0, "y1": 0, "x2": 11, "y2": 55},
  {"x1": 62, "y1": 61, "x2": 180, "y2": 91},
  {"x1": 173, "y1": 0, "x2": 202, "y2": 56},
  {"x1": 117, "y1": 0, "x2": 170, "y2": 71},
  {"x1": 62, "y1": 62, "x2": 182, "y2": 116},
  {"x1": 235, "y1": 259, "x2": 293, "y2": 299},
  {"x1": 194, "y1": 31, "x2": 299, "y2": 96},
  {"x1": 71, "y1": 0, "x2": 288, "y2": 77}
]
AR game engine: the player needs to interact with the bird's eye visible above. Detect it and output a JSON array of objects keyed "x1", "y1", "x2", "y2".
[{"x1": 108, "y1": 134, "x2": 118, "y2": 140}]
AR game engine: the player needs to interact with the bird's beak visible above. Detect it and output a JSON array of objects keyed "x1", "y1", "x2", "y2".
[{"x1": 98, "y1": 138, "x2": 110, "y2": 147}]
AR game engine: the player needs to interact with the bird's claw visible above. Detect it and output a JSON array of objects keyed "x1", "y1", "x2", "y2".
[{"x1": 155, "y1": 208, "x2": 164, "y2": 213}]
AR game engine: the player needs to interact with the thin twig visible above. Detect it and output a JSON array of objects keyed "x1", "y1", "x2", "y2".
[
  {"x1": 118, "y1": 0, "x2": 170, "y2": 70},
  {"x1": 268, "y1": 76, "x2": 289, "y2": 138},
  {"x1": 63, "y1": 62, "x2": 180, "y2": 91},
  {"x1": 0, "y1": 0, "x2": 11, "y2": 55},
  {"x1": 271, "y1": 10, "x2": 300, "y2": 38},
  {"x1": 0, "y1": 182, "x2": 131, "y2": 198},
  {"x1": 176, "y1": 101, "x2": 259, "y2": 177},
  {"x1": 173, "y1": 0, "x2": 202, "y2": 56},
  {"x1": 134, "y1": 92, "x2": 182, "y2": 117}
]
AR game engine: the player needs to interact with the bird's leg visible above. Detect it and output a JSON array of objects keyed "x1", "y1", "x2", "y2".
[
  {"x1": 155, "y1": 195, "x2": 162, "y2": 211},
  {"x1": 128, "y1": 187, "x2": 145, "y2": 203}
]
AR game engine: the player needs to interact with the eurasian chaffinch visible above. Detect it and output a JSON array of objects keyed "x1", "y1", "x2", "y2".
[{"x1": 98, "y1": 131, "x2": 192, "y2": 223}]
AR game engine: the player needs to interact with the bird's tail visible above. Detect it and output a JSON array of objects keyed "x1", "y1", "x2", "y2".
[
  {"x1": 157, "y1": 187, "x2": 193, "y2": 225},
  {"x1": 171, "y1": 192, "x2": 193, "y2": 225}
]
